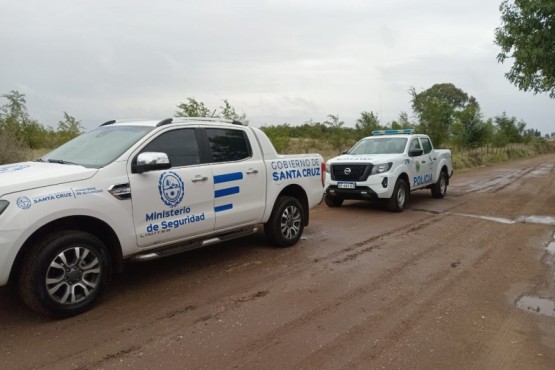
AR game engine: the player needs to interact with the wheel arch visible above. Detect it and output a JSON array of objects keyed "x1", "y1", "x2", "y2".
[
  {"x1": 440, "y1": 165, "x2": 451, "y2": 185},
  {"x1": 275, "y1": 184, "x2": 309, "y2": 226},
  {"x1": 397, "y1": 172, "x2": 410, "y2": 191},
  {"x1": 10, "y1": 216, "x2": 123, "y2": 284}
]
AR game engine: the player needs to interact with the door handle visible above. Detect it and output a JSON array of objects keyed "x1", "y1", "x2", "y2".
[
  {"x1": 246, "y1": 168, "x2": 258, "y2": 175},
  {"x1": 191, "y1": 175, "x2": 208, "y2": 182}
]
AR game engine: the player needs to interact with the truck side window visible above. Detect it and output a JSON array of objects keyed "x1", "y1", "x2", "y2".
[
  {"x1": 421, "y1": 138, "x2": 433, "y2": 154},
  {"x1": 409, "y1": 138, "x2": 421, "y2": 151},
  {"x1": 141, "y1": 128, "x2": 201, "y2": 167},
  {"x1": 206, "y1": 128, "x2": 252, "y2": 162}
]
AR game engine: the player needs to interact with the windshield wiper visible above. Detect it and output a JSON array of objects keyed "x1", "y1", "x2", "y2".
[{"x1": 47, "y1": 159, "x2": 78, "y2": 165}]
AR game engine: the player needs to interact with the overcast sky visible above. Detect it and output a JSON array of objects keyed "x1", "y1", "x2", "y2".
[{"x1": 1, "y1": 0, "x2": 554, "y2": 135}]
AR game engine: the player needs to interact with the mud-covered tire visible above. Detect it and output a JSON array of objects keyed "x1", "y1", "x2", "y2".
[
  {"x1": 19, "y1": 231, "x2": 111, "y2": 318},
  {"x1": 431, "y1": 171, "x2": 448, "y2": 199},
  {"x1": 324, "y1": 194, "x2": 343, "y2": 207},
  {"x1": 264, "y1": 196, "x2": 305, "y2": 248},
  {"x1": 387, "y1": 178, "x2": 408, "y2": 212}
]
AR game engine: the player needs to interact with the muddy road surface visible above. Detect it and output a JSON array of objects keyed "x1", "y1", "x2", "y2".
[{"x1": 2, "y1": 154, "x2": 555, "y2": 370}]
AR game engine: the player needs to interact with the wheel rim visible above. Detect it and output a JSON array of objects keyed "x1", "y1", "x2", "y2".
[
  {"x1": 280, "y1": 205, "x2": 302, "y2": 240},
  {"x1": 397, "y1": 185, "x2": 406, "y2": 207},
  {"x1": 45, "y1": 246, "x2": 102, "y2": 304}
]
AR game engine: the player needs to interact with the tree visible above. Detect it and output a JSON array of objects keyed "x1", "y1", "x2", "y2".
[
  {"x1": 219, "y1": 99, "x2": 249, "y2": 124},
  {"x1": 355, "y1": 111, "x2": 381, "y2": 136},
  {"x1": 410, "y1": 83, "x2": 472, "y2": 147},
  {"x1": 175, "y1": 97, "x2": 212, "y2": 117},
  {"x1": 389, "y1": 111, "x2": 414, "y2": 130},
  {"x1": 324, "y1": 114, "x2": 348, "y2": 153},
  {"x1": 452, "y1": 98, "x2": 487, "y2": 149},
  {"x1": 323, "y1": 114, "x2": 344, "y2": 129},
  {"x1": 56, "y1": 112, "x2": 83, "y2": 144},
  {"x1": 0, "y1": 90, "x2": 29, "y2": 138},
  {"x1": 175, "y1": 98, "x2": 248, "y2": 124},
  {"x1": 495, "y1": 0, "x2": 555, "y2": 98},
  {"x1": 494, "y1": 112, "x2": 526, "y2": 144}
]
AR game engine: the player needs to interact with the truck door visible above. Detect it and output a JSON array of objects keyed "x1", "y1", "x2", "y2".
[
  {"x1": 420, "y1": 137, "x2": 435, "y2": 178},
  {"x1": 203, "y1": 127, "x2": 266, "y2": 231},
  {"x1": 408, "y1": 138, "x2": 433, "y2": 189},
  {"x1": 129, "y1": 128, "x2": 215, "y2": 248}
]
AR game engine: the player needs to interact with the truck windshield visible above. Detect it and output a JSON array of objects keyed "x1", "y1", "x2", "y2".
[
  {"x1": 349, "y1": 137, "x2": 407, "y2": 155},
  {"x1": 41, "y1": 126, "x2": 154, "y2": 168}
]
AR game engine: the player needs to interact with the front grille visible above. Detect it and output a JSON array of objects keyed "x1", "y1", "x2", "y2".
[{"x1": 331, "y1": 164, "x2": 372, "y2": 181}]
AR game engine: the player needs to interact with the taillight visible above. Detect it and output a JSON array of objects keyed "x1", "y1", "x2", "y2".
[{"x1": 321, "y1": 162, "x2": 326, "y2": 187}]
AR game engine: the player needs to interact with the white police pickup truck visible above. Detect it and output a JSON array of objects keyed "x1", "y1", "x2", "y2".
[
  {"x1": 0, "y1": 117, "x2": 325, "y2": 317},
  {"x1": 324, "y1": 129, "x2": 453, "y2": 212}
]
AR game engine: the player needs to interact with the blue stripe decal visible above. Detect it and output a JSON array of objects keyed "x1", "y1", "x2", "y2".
[
  {"x1": 215, "y1": 204, "x2": 233, "y2": 212},
  {"x1": 214, "y1": 172, "x2": 243, "y2": 184},
  {"x1": 215, "y1": 186, "x2": 240, "y2": 198}
]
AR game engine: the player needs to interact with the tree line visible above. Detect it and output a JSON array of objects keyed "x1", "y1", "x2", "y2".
[
  {"x1": 261, "y1": 82, "x2": 549, "y2": 153},
  {"x1": 0, "y1": 81, "x2": 551, "y2": 165},
  {"x1": 0, "y1": 91, "x2": 83, "y2": 163}
]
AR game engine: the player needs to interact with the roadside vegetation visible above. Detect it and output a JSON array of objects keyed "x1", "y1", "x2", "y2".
[{"x1": 1, "y1": 84, "x2": 553, "y2": 170}]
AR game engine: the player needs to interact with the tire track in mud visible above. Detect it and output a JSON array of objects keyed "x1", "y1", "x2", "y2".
[
  {"x1": 47, "y1": 214, "x2": 443, "y2": 370},
  {"x1": 450, "y1": 164, "x2": 542, "y2": 196},
  {"x1": 295, "y1": 227, "x2": 503, "y2": 369},
  {"x1": 215, "y1": 216, "x2": 472, "y2": 368}
]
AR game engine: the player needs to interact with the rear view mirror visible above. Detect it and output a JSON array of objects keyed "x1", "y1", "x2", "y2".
[
  {"x1": 132, "y1": 152, "x2": 171, "y2": 173},
  {"x1": 409, "y1": 149, "x2": 424, "y2": 157}
]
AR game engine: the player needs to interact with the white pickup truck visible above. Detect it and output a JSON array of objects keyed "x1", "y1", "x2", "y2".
[
  {"x1": 0, "y1": 117, "x2": 325, "y2": 317},
  {"x1": 325, "y1": 129, "x2": 453, "y2": 211}
]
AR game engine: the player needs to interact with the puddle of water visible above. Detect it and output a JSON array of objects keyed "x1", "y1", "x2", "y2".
[
  {"x1": 547, "y1": 242, "x2": 555, "y2": 254},
  {"x1": 529, "y1": 165, "x2": 553, "y2": 177},
  {"x1": 452, "y1": 213, "x2": 555, "y2": 226},
  {"x1": 452, "y1": 213, "x2": 515, "y2": 224},
  {"x1": 516, "y1": 215, "x2": 555, "y2": 225},
  {"x1": 516, "y1": 296, "x2": 555, "y2": 317}
]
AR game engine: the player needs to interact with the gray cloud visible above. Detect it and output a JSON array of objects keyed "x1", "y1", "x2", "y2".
[{"x1": 1, "y1": 0, "x2": 553, "y2": 135}]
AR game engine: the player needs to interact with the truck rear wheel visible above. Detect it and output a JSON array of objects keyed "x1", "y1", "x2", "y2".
[
  {"x1": 19, "y1": 231, "x2": 111, "y2": 318},
  {"x1": 431, "y1": 171, "x2": 448, "y2": 198},
  {"x1": 388, "y1": 178, "x2": 408, "y2": 212},
  {"x1": 265, "y1": 196, "x2": 304, "y2": 248},
  {"x1": 324, "y1": 194, "x2": 343, "y2": 207}
]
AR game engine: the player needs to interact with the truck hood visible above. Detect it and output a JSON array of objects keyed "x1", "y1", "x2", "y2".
[
  {"x1": 0, "y1": 162, "x2": 98, "y2": 196},
  {"x1": 328, "y1": 154, "x2": 402, "y2": 164}
]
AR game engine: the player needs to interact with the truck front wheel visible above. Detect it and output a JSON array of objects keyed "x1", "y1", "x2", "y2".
[
  {"x1": 324, "y1": 194, "x2": 343, "y2": 207},
  {"x1": 388, "y1": 178, "x2": 408, "y2": 212},
  {"x1": 19, "y1": 231, "x2": 112, "y2": 318},
  {"x1": 265, "y1": 196, "x2": 305, "y2": 248}
]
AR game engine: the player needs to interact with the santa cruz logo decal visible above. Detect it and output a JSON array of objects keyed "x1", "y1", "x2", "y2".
[
  {"x1": 16, "y1": 196, "x2": 32, "y2": 209},
  {"x1": 158, "y1": 171, "x2": 184, "y2": 208}
]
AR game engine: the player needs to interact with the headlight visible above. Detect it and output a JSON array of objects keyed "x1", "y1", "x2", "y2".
[
  {"x1": 0, "y1": 200, "x2": 9, "y2": 216},
  {"x1": 370, "y1": 162, "x2": 392, "y2": 175},
  {"x1": 325, "y1": 163, "x2": 330, "y2": 173}
]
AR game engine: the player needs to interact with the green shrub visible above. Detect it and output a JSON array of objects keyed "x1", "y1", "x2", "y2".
[{"x1": 0, "y1": 131, "x2": 31, "y2": 165}]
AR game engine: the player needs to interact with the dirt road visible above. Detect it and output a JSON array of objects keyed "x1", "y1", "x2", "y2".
[{"x1": 1, "y1": 154, "x2": 555, "y2": 370}]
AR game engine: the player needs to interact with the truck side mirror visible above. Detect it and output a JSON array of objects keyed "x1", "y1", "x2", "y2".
[
  {"x1": 132, "y1": 152, "x2": 171, "y2": 173},
  {"x1": 408, "y1": 149, "x2": 424, "y2": 157}
]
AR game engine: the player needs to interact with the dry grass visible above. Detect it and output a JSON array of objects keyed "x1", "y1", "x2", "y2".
[{"x1": 278, "y1": 138, "x2": 555, "y2": 170}]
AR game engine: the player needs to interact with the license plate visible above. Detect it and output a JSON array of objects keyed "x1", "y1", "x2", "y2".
[{"x1": 338, "y1": 182, "x2": 355, "y2": 189}]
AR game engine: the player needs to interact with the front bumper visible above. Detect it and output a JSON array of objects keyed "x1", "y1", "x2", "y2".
[{"x1": 325, "y1": 175, "x2": 393, "y2": 200}]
